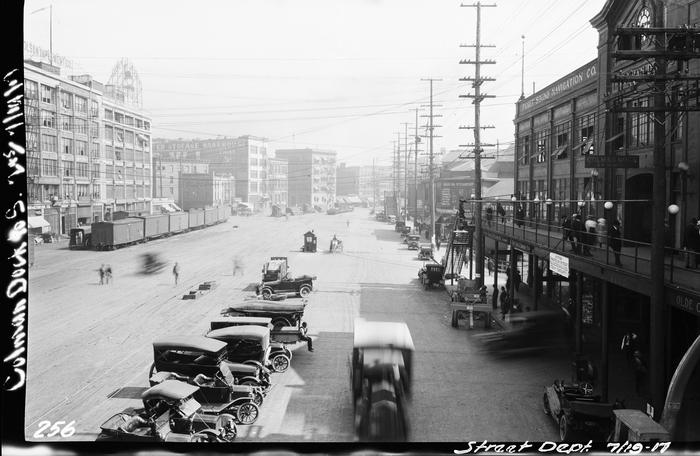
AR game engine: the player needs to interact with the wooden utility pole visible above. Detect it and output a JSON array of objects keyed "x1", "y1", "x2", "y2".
[
  {"x1": 402, "y1": 122, "x2": 410, "y2": 222},
  {"x1": 413, "y1": 108, "x2": 420, "y2": 220},
  {"x1": 459, "y1": 1, "x2": 496, "y2": 288},
  {"x1": 421, "y1": 79, "x2": 442, "y2": 247}
]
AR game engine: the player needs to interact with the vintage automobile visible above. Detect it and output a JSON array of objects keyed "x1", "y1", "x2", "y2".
[
  {"x1": 543, "y1": 379, "x2": 620, "y2": 441},
  {"x1": 69, "y1": 226, "x2": 92, "y2": 250},
  {"x1": 207, "y1": 325, "x2": 291, "y2": 373},
  {"x1": 261, "y1": 257, "x2": 289, "y2": 282},
  {"x1": 210, "y1": 316, "x2": 294, "y2": 362},
  {"x1": 352, "y1": 319, "x2": 414, "y2": 442},
  {"x1": 150, "y1": 364, "x2": 261, "y2": 424},
  {"x1": 417, "y1": 244, "x2": 433, "y2": 260},
  {"x1": 394, "y1": 220, "x2": 406, "y2": 232},
  {"x1": 149, "y1": 336, "x2": 271, "y2": 393},
  {"x1": 418, "y1": 263, "x2": 445, "y2": 290},
  {"x1": 141, "y1": 253, "x2": 165, "y2": 274},
  {"x1": 474, "y1": 310, "x2": 568, "y2": 356},
  {"x1": 388, "y1": 215, "x2": 396, "y2": 224},
  {"x1": 407, "y1": 234, "x2": 421, "y2": 250},
  {"x1": 221, "y1": 301, "x2": 307, "y2": 329},
  {"x1": 97, "y1": 380, "x2": 237, "y2": 442}
]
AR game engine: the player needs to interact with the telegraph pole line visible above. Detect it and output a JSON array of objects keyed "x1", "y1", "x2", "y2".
[
  {"x1": 402, "y1": 122, "x2": 410, "y2": 222},
  {"x1": 413, "y1": 108, "x2": 421, "y2": 221},
  {"x1": 460, "y1": 1, "x2": 496, "y2": 288},
  {"x1": 421, "y1": 78, "x2": 443, "y2": 248}
]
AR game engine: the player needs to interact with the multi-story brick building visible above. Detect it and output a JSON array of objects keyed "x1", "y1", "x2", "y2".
[
  {"x1": 337, "y1": 163, "x2": 360, "y2": 196},
  {"x1": 267, "y1": 157, "x2": 288, "y2": 209},
  {"x1": 24, "y1": 60, "x2": 152, "y2": 234},
  {"x1": 274, "y1": 148, "x2": 337, "y2": 210}
]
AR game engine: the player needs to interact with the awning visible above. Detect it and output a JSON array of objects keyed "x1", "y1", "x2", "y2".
[
  {"x1": 552, "y1": 145, "x2": 568, "y2": 159},
  {"x1": 28, "y1": 216, "x2": 51, "y2": 230},
  {"x1": 576, "y1": 138, "x2": 595, "y2": 155}
]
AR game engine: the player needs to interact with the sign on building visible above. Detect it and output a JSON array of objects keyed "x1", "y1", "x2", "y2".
[
  {"x1": 549, "y1": 252, "x2": 569, "y2": 278},
  {"x1": 584, "y1": 155, "x2": 639, "y2": 168}
]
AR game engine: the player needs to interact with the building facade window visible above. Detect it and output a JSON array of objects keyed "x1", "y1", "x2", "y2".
[
  {"x1": 76, "y1": 162, "x2": 89, "y2": 178},
  {"x1": 61, "y1": 138, "x2": 73, "y2": 155},
  {"x1": 60, "y1": 92, "x2": 72, "y2": 109},
  {"x1": 60, "y1": 115, "x2": 72, "y2": 131},
  {"x1": 115, "y1": 129, "x2": 124, "y2": 143},
  {"x1": 554, "y1": 122, "x2": 570, "y2": 160},
  {"x1": 26, "y1": 131, "x2": 39, "y2": 152},
  {"x1": 77, "y1": 184, "x2": 89, "y2": 197},
  {"x1": 114, "y1": 112, "x2": 124, "y2": 124},
  {"x1": 105, "y1": 125, "x2": 114, "y2": 141},
  {"x1": 42, "y1": 159, "x2": 58, "y2": 176},
  {"x1": 578, "y1": 113, "x2": 595, "y2": 154},
  {"x1": 75, "y1": 140, "x2": 87, "y2": 156},
  {"x1": 25, "y1": 79, "x2": 39, "y2": 99},
  {"x1": 41, "y1": 84, "x2": 55, "y2": 104},
  {"x1": 75, "y1": 96, "x2": 87, "y2": 113},
  {"x1": 41, "y1": 134, "x2": 57, "y2": 152},
  {"x1": 62, "y1": 160, "x2": 74, "y2": 177},
  {"x1": 92, "y1": 163, "x2": 101, "y2": 178},
  {"x1": 75, "y1": 118, "x2": 88, "y2": 135},
  {"x1": 90, "y1": 142, "x2": 100, "y2": 159},
  {"x1": 105, "y1": 145, "x2": 113, "y2": 159},
  {"x1": 115, "y1": 147, "x2": 123, "y2": 161},
  {"x1": 629, "y1": 97, "x2": 653, "y2": 147},
  {"x1": 90, "y1": 121, "x2": 99, "y2": 139},
  {"x1": 104, "y1": 109, "x2": 113, "y2": 120},
  {"x1": 535, "y1": 130, "x2": 548, "y2": 164},
  {"x1": 124, "y1": 130, "x2": 134, "y2": 147},
  {"x1": 519, "y1": 135, "x2": 530, "y2": 165},
  {"x1": 90, "y1": 100, "x2": 99, "y2": 117},
  {"x1": 41, "y1": 110, "x2": 56, "y2": 128}
]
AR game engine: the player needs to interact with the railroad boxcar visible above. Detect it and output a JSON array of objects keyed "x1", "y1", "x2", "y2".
[
  {"x1": 219, "y1": 205, "x2": 230, "y2": 223},
  {"x1": 91, "y1": 218, "x2": 145, "y2": 250},
  {"x1": 188, "y1": 208, "x2": 205, "y2": 230},
  {"x1": 203, "y1": 207, "x2": 217, "y2": 226},
  {"x1": 135, "y1": 214, "x2": 170, "y2": 240},
  {"x1": 168, "y1": 211, "x2": 189, "y2": 234}
]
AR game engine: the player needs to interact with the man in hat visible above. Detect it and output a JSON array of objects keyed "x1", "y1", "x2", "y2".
[{"x1": 685, "y1": 218, "x2": 700, "y2": 268}]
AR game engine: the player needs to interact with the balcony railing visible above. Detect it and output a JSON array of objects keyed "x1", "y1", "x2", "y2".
[{"x1": 475, "y1": 201, "x2": 700, "y2": 293}]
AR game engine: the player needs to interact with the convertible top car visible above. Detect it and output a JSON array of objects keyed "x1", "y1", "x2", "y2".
[{"x1": 97, "y1": 380, "x2": 237, "y2": 442}]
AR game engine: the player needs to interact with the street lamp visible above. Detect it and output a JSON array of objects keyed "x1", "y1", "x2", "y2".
[
  {"x1": 604, "y1": 201, "x2": 614, "y2": 210},
  {"x1": 667, "y1": 204, "x2": 680, "y2": 215}
]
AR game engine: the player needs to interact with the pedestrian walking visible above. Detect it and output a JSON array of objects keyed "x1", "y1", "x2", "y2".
[
  {"x1": 561, "y1": 215, "x2": 573, "y2": 252},
  {"x1": 491, "y1": 284, "x2": 499, "y2": 311},
  {"x1": 299, "y1": 322, "x2": 314, "y2": 352},
  {"x1": 105, "y1": 265, "x2": 112, "y2": 284},
  {"x1": 499, "y1": 286, "x2": 509, "y2": 320},
  {"x1": 571, "y1": 214, "x2": 584, "y2": 254},
  {"x1": 485, "y1": 205, "x2": 494, "y2": 227},
  {"x1": 232, "y1": 257, "x2": 243, "y2": 276},
  {"x1": 346, "y1": 220, "x2": 350, "y2": 228},
  {"x1": 98, "y1": 264, "x2": 105, "y2": 285},
  {"x1": 515, "y1": 204, "x2": 525, "y2": 227},
  {"x1": 513, "y1": 269, "x2": 521, "y2": 292},
  {"x1": 497, "y1": 202, "x2": 506, "y2": 224},
  {"x1": 609, "y1": 219, "x2": 623, "y2": 266},
  {"x1": 584, "y1": 216, "x2": 597, "y2": 256},
  {"x1": 487, "y1": 257, "x2": 493, "y2": 276},
  {"x1": 173, "y1": 262, "x2": 180, "y2": 285},
  {"x1": 436, "y1": 237, "x2": 441, "y2": 251},
  {"x1": 684, "y1": 218, "x2": 700, "y2": 268}
]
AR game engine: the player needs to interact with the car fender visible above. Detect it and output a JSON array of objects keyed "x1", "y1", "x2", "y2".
[
  {"x1": 243, "y1": 360, "x2": 265, "y2": 370},
  {"x1": 238, "y1": 375, "x2": 262, "y2": 386}
]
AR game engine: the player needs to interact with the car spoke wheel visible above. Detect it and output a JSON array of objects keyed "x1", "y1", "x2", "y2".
[
  {"x1": 215, "y1": 413, "x2": 237, "y2": 441},
  {"x1": 261, "y1": 288, "x2": 273, "y2": 300},
  {"x1": 271, "y1": 354, "x2": 290, "y2": 373},
  {"x1": 543, "y1": 393, "x2": 551, "y2": 415},
  {"x1": 299, "y1": 285, "x2": 311, "y2": 298},
  {"x1": 559, "y1": 415, "x2": 570, "y2": 441},
  {"x1": 236, "y1": 403, "x2": 259, "y2": 425}
]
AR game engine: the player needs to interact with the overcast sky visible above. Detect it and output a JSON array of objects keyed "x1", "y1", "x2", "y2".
[{"x1": 23, "y1": 0, "x2": 604, "y2": 166}]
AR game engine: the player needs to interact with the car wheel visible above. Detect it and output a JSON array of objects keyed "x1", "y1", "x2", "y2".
[
  {"x1": 271, "y1": 354, "x2": 290, "y2": 373},
  {"x1": 261, "y1": 288, "x2": 273, "y2": 300},
  {"x1": 299, "y1": 285, "x2": 312, "y2": 298},
  {"x1": 236, "y1": 402, "x2": 259, "y2": 425},
  {"x1": 215, "y1": 413, "x2": 237, "y2": 441},
  {"x1": 559, "y1": 415, "x2": 571, "y2": 441},
  {"x1": 272, "y1": 318, "x2": 291, "y2": 329},
  {"x1": 543, "y1": 392, "x2": 551, "y2": 415}
]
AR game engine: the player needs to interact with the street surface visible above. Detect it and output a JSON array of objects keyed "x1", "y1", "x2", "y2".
[{"x1": 25, "y1": 208, "x2": 567, "y2": 442}]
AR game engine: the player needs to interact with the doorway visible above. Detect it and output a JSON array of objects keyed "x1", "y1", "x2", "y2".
[{"x1": 624, "y1": 173, "x2": 653, "y2": 243}]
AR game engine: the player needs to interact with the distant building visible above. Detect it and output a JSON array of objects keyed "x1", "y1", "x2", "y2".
[
  {"x1": 24, "y1": 59, "x2": 153, "y2": 235},
  {"x1": 151, "y1": 151, "x2": 209, "y2": 204},
  {"x1": 359, "y1": 165, "x2": 393, "y2": 202},
  {"x1": 268, "y1": 157, "x2": 288, "y2": 209},
  {"x1": 337, "y1": 163, "x2": 360, "y2": 196},
  {"x1": 274, "y1": 148, "x2": 337, "y2": 210},
  {"x1": 179, "y1": 172, "x2": 235, "y2": 211}
]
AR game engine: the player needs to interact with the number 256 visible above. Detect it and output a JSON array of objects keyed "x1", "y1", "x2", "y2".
[{"x1": 34, "y1": 420, "x2": 76, "y2": 438}]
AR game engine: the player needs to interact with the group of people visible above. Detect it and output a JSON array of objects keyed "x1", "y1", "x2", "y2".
[
  {"x1": 98, "y1": 264, "x2": 113, "y2": 285},
  {"x1": 561, "y1": 214, "x2": 623, "y2": 265},
  {"x1": 684, "y1": 218, "x2": 700, "y2": 268}
]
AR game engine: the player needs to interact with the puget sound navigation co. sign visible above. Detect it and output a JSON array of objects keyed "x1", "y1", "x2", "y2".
[{"x1": 519, "y1": 61, "x2": 598, "y2": 115}]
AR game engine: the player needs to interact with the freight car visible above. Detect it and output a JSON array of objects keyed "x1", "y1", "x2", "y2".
[
  {"x1": 91, "y1": 218, "x2": 146, "y2": 250},
  {"x1": 168, "y1": 211, "x2": 189, "y2": 234},
  {"x1": 203, "y1": 207, "x2": 217, "y2": 226},
  {"x1": 188, "y1": 208, "x2": 205, "y2": 230},
  {"x1": 135, "y1": 214, "x2": 170, "y2": 240},
  {"x1": 216, "y1": 205, "x2": 229, "y2": 223}
]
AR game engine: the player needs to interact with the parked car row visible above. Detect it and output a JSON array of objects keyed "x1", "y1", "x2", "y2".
[{"x1": 70, "y1": 206, "x2": 229, "y2": 251}]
